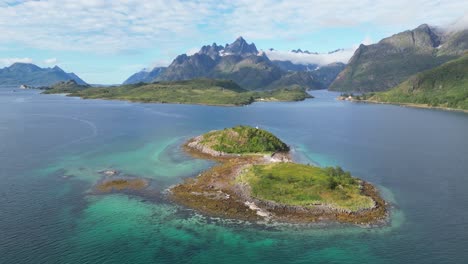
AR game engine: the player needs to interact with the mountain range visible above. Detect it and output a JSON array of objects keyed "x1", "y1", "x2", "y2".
[
  {"x1": 0, "y1": 63, "x2": 87, "y2": 86},
  {"x1": 329, "y1": 24, "x2": 468, "y2": 92},
  {"x1": 124, "y1": 37, "x2": 344, "y2": 90},
  {"x1": 3, "y1": 22, "x2": 463, "y2": 109}
]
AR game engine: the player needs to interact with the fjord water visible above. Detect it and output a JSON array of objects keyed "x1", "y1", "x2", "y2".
[{"x1": 1, "y1": 88, "x2": 467, "y2": 264}]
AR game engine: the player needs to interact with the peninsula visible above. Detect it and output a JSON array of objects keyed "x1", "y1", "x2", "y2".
[
  {"x1": 338, "y1": 54, "x2": 468, "y2": 112},
  {"x1": 43, "y1": 78, "x2": 312, "y2": 106},
  {"x1": 170, "y1": 126, "x2": 387, "y2": 224}
]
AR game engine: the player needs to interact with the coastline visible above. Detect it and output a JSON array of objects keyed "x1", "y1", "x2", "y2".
[
  {"x1": 341, "y1": 97, "x2": 468, "y2": 113},
  {"x1": 169, "y1": 136, "x2": 388, "y2": 226},
  {"x1": 44, "y1": 92, "x2": 311, "y2": 107}
]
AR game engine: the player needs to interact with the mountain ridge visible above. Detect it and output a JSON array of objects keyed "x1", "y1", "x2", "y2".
[
  {"x1": 126, "y1": 37, "x2": 344, "y2": 90},
  {"x1": 0, "y1": 63, "x2": 87, "y2": 86},
  {"x1": 329, "y1": 24, "x2": 467, "y2": 92}
]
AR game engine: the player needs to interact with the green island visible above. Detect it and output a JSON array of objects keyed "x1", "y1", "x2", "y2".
[
  {"x1": 170, "y1": 125, "x2": 387, "y2": 224},
  {"x1": 342, "y1": 54, "x2": 468, "y2": 111},
  {"x1": 43, "y1": 78, "x2": 313, "y2": 106}
]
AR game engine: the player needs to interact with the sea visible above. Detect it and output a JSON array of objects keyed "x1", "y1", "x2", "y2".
[{"x1": 1, "y1": 88, "x2": 467, "y2": 263}]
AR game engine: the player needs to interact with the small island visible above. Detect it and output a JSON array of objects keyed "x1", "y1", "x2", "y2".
[
  {"x1": 42, "y1": 78, "x2": 313, "y2": 106},
  {"x1": 170, "y1": 126, "x2": 387, "y2": 225}
]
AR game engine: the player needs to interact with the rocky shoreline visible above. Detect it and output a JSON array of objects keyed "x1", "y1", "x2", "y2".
[{"x1": 169, "y1": 137, "x2": 388, "y2": 225}]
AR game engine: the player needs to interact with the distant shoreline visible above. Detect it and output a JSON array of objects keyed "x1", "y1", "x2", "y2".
[
  {"x1": 47, "y1": 93, "x2": 312, "y2": 107},
  {"x1": 41, "y1": 79, "x2": 313, "y2": 107},
  {"x1": 337, "y1": 96, "x2": 468, "y2": 114},
  {"x1": 360, "y1": 99, "x2": 468, "y2": 114}
]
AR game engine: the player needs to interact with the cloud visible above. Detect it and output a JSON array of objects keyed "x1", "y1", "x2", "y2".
[
  {"x1": 0, "y1": 57, "x2": 33, "y2": 67},
  {"x1": 219, "y1": 1, "x2": 467, "y2": 40},
  {"x1": 150, "y1": 59, "x2": 171, "y2": 68},
  {"x1": 444, "y1": 11, "x2": 468, "y2": 32},
  {"x1": 264, "y1": 36, "x2": 375, "y2": 65},
  {"x1": 186, "y1": 47, "x2": 200, "y2": 56},
  {"x1": 0, "y1": 0, "x2": 216, "y2": 53},
  {"x1": 265, "y1": 49, "x2": 355, "y2": 65},
  {"x1": 44, "y1": 58, "x2": 58, "y2": 65},
  {"x1": 361, "y1": 36, "x2": 374, "y2": 46},
  {"x1": 0, "y1": 0, "x2": 464, "y2": 54}
]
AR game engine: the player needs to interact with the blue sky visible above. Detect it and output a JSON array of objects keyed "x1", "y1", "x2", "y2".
[{"x1": 0, "y1": 0, "x2": 466, "y2": 84}]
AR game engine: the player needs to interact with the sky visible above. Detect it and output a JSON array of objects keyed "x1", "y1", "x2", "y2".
[{"x1": 0, "y1": 0, "x2": 466, "y2": 84}]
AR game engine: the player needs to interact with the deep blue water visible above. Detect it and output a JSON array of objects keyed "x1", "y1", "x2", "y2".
[{"x1": 0, "y1": 88, "x2": 467, "y2": 263}]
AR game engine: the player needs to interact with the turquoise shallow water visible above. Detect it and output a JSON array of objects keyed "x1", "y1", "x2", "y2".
[{"x1": 1, "y1": 89, "x2": 467, "y2": 263}]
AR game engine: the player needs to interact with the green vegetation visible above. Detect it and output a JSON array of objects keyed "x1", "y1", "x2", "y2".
[
  {"x1": 252, "y1": 85, "x2": 314, "y2": 102},
  {"x1": 201, "y1": 125, "x2": 289, "y2": 154},
  {"x1": 365, "y1": 54, "x2": 468, "y2": 110},
  {"x1": 237, "y1": 163, "x2": 374, "y2": 211},
  {"x1": 174, "y1": 126, "x2": 386, "y2": 223},
  {"x1": 42, "y1": 80, "x2": 90, "y2": 94},
  {"x1": 329, "y1": 24, "x2": 466, "y2": 92},
  {"x1": 44, "y1": 78, "x2": 312, "y2": 106}
]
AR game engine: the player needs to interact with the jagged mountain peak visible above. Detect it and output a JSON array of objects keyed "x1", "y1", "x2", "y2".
[
  {"x1": 198, "y1": 43, "x2": 224, "y2": 59},
  {"x1": 234, "y1": 36, "x2": 246, "y2": 43},
  {"x1": 378, "y1": 23, "x2": 442, "y2": 49},
  {"x1": 52, "y1": 65, "x2": 64, "y2": 71},
  {"x1": 125, "y1": 36, "x2": 344, "y2": 89},
  {"x1": 222, "y1": 36, "x2": 258, "y2": 56}
]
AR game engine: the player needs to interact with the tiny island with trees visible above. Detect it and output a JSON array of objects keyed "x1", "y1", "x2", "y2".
[{"x1": 170, "y1": 125, "x2": 388, "y2": 225}]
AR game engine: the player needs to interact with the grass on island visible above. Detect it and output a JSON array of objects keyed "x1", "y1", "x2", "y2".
[
  {"x1": 45, "y1": 78, "x2": 312, "y2": 106},
  {"x1": 200, "y1": 125, "x2": 289, "y2": 154},
  {"x1": 237, "y1": 163, "x2": 375, "y2": 212}
]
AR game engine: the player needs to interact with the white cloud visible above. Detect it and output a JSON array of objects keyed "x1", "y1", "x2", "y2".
[
  {"x1": 186, "y1": 47, "x2": 200, "y2": 56},
  {"x1": 0, "y1": 1, "x2": 465, "y2": 54},
  {"x1": 150, "y1": 59, "x2": 171, "y2": 68},
  {"x1": 444, "y1": 11, "x2": 468, "y2": 32},
  {"x1": 0, "y1": 57, "x2": 33, "y2": 67},
  {"x1": 265, "y1": 49, "x2": 356, "y2": 65},
  {"x1": 361, "y1": 36, "x2": 374, "y2": 46},
  {"x1": 220, "y1": 1, "x2": 467, "y2": 40},
  {"x1": 264, "y1": 36, "x2": 375, "y2": 65},
  {"x1": 43, "y1": 58, "x2": 58, "y2": 65}
]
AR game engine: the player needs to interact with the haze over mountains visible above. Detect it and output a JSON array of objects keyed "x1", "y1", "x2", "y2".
[
  {"x1": 123, "y1": 37, "x2": 346, "y2": 90},
  {"x1": 0, "y1": 63, "x2": 87, "y2": 86}
]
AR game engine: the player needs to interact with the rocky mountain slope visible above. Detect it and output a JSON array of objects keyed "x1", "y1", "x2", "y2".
[
  {"x1": 125, "y1": 37, "x2": 345, "y2": 90},
  {"x1": 329, "y1": 24, "x2": 468, "y2": 92},
  {"x1": 0, "y1": 63, "x2": 87, "y2": 86},
  {"x1": 123, "y1": 67, "x2": 166, "y2": 85}
]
